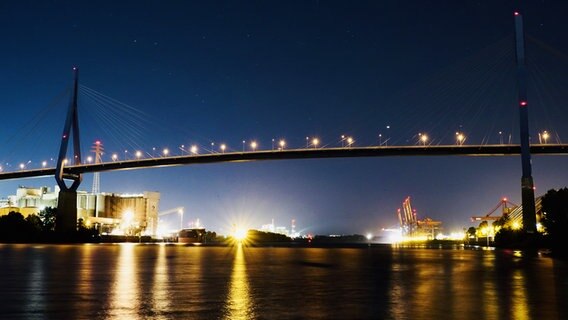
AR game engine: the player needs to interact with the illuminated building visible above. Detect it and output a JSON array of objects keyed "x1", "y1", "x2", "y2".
[{"x1": 0, "y1": 185, "x2": 160, "y2": 236}]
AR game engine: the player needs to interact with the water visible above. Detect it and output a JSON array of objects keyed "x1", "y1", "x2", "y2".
[{"x1": 0, "y1": 243, "x2": 566, "y2": 319}]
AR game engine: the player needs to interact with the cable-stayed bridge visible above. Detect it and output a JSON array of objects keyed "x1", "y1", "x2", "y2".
[{"x1": 0, "y1": 12, "x2": 567, "y2": 233}]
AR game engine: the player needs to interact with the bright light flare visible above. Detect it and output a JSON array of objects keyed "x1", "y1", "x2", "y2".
[
  {"x1": 312, "y1": 138, "x2": 319, "y2": 147},
  {"x1": 233, "y1": 228, "x2": 248, "y2": 241}
]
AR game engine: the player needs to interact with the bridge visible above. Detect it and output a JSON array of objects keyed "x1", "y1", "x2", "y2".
[
  {"x1": 0, "y1": 144, "x2": 566, "y2": 181},
  {"x1": 0, "y1": 12, "x2": 566, "y2": 234}
]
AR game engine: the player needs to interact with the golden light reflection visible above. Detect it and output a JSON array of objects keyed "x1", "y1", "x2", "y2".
[
  {"x1": 110, "y1": 244, "x2": 139, "y2": 317},
  {"x1": 152, "y1": 243, "x2": 171, "y2": 314},
  {"x1": 511, "y1": 269, "x2": 529, "y2": 320},
  {"x1": 77, "y1": 244, "x2": 94, "y2": 319},
  {"x1": 223, "y1": 243, "x2": 255, "y2": 319}
]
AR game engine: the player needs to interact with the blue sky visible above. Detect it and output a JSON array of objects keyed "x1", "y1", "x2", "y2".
[{"x1": 1, "y1": 1, "x2": 567, "y2": 235}]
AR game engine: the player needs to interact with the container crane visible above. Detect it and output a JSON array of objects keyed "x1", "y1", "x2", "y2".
[{"x1": 471, "y1": 198, "x2": 518, "y2": 222}]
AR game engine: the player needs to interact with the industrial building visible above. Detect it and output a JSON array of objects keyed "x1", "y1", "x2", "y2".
[{"x1": 0, "y1": 186, "x2": 160, "y2": 236}]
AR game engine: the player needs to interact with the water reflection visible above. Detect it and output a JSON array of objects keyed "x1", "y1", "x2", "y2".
[
  {"x1": 223, "y1": 243, "x2": 255, "y2": 319},
  {"x1": 25, "y1": 247, "x2": 45, "y2": 315},
  {"x1": 511, "y1": 269, "x2": 529, "y2": 320},
  {"x1": 152, "y1": 243, "x2": 171, "y2": 316},
  {"x1": 109, "y1": 244, "x2": 139, "y2": 319}
]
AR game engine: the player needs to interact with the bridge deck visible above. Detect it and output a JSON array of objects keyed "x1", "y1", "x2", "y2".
[{"x1": 1, "y1": 144, "x2": 567, "y2": 181}]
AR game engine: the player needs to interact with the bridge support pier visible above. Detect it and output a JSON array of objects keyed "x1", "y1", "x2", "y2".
[
  {"x1": 521, "y1": 177, "x2": 537, "y2": 233},
  {"x1": 55, "y1": 189, "x2": 78, "y2": 233}
]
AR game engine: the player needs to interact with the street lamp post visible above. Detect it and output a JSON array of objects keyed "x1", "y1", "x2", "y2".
[
  {"x1": 312, "y1": 138, "x2": 319, "y2": 148},
  {"x1": 456, "y1": 132, "x2": 465, "y2": 145},
  {"x1": 541, "y1": 130, "x2": 550, "y2": 144}
]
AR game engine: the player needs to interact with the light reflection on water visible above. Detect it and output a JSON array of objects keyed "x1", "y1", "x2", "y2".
[
  {"x1": 223, "y1": 243, "x2": 255, "y2": 319},
  {"x1": 152, "y1": 243, "x2": 171, "y2": 319},
  {"x1": 109, "y1": 243, "x2": 139, "y2": 319},
  {"x1": 0, "y1": 244, "x2": 566, "y2": 319}
]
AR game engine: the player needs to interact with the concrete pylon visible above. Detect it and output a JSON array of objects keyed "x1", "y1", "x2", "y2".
[{"x1": 55, "y1": 67, "x2": 82, "y2": 233}]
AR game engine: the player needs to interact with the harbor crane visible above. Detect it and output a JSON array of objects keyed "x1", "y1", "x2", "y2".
[{"x1": 471, "y1": 198, "x2": 518, "y2": 222}]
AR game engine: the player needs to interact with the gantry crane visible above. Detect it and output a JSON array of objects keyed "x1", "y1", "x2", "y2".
[
  {"x1": 471, "y1": 198, "x2": 518, "y2": 222},
  {"x1": 397, "y1": 196, "x2": 418, "y2": 236}
]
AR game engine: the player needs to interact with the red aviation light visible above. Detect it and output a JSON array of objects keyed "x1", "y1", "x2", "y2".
[{"x1": 520, "y1": 101, "x2": 527, "y2": 106}]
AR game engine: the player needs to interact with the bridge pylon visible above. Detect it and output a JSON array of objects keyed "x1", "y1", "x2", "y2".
[
  {"x1": 54, "y1": 67, "x2": 82, "y2": 233},
  {"x1": 514, "y1": 12, "x2": 537, "y2": 234}
]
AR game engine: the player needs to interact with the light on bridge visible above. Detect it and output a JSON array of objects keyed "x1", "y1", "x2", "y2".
[
  {"x1": 220, "y1": 144, "x2": 226, "y2": 153},
  {"x1": 539, "y1": 131, "x2": 550, "y2": 144},
  {"x1": 279, "y1": 139, "x2": 286, "y2": 150},
  {"x1": 87, "y1": 156, "x2": 93, "y2": 163},
  {"x1": 42, "y1": 161, "x2": 47, "y2": 168},
  {"x1": 136, "y1": 150, "x2": 142, "y2": 159},
  {"x1": 163, "y1": 148, "x2": 169, "y2": 156},
  {"x1": 190, "y1": 145, "x2": 198, "y2": 154},
  {"x1": 112, "y1": 154, "x2": 118, "y2": 161},
  {"x1": 456, "y1": 132, "x2": 465, "y2": 145},
  {"x1": 346, "y1": 137, "x2": 354, "y2": 147},
  {"x1": 419, "y1": 133, "x2": 428, "y2": 145},
  {"x1": 312, "y1": 138, "x2": 319, "y2": 148},
  {"x1": 250, "y1": 141, "x2": 258, "y2": 151},
  {"x1": 19, "y1": 163, "x2": 25, "y2": 170}
]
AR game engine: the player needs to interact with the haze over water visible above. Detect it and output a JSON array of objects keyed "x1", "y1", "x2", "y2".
[{"x1": 0, "y1": 244, "x2": 566, "y2": 319}]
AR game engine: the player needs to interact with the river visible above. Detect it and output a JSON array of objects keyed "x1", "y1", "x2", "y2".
[{"x1": 0, "y1": 243, "x2": 566, "y2": 319}]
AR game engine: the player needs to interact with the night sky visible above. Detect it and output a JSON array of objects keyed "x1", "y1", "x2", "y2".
[{"x1": 1, "y1": 1, "x2": 568, "y2": 235}]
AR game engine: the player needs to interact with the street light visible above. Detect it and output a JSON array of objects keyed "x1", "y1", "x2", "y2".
[
  {"x1": 242, "y1": 140, "x2": 245, "y2": 152},
  {"x1": 498, "y1": 131, "x2": 503, "y2": 144},
  {"x1": 341, "y1": 135, "x2": 345, "y2": 147},
  {"x1": 179, "y1": 208, "x2": 184, "y2": 230},
  {"x1": 190, "y1": 145, "x2": 198, "y2": 154},
  {"x1": 250, "y1": 141, "x2": 257, "y2": 151},
  {"x1": 346, "y1": 137, "x2": 354, "y2": 147},
  {"x1": 112, "y1": 153, "x2": 118, "y2": 161},
  {"x1": 220, "y1": 144, "x2": 226, "y2": 153},
  {"x1": 19, "y1": 163, "x2": 25, "y2": 170},
  {"x1": 456, "y1": 132, "x2": 465, "y2": 145},
  {"x1": 312, "y1": 138, "x2": 319, "y2": 148},
  {"x1": 279, "y1": 139, "x2": 286, "y2": 150},
  {"x1": 419, "y1": 133, "x2": 428, "y2": 146},
  {"x1": 86, "y1": 156, "x2": 93, "y2": 163},
  {"x1": 163, "y1": 148, "x2": 169, "y2": 157},
  {"x1": 272, "y1": 138, "x2": 275, "y2": 150},
  {"x1": 42, "y1": 161, "x2": 47, "y2": 168},
  {"x1": 135, "y1": 150, "x2": 142, "y2": 159},
  {"x1": 541, "y1": 130, "x2": 550, "y2": 144}
]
